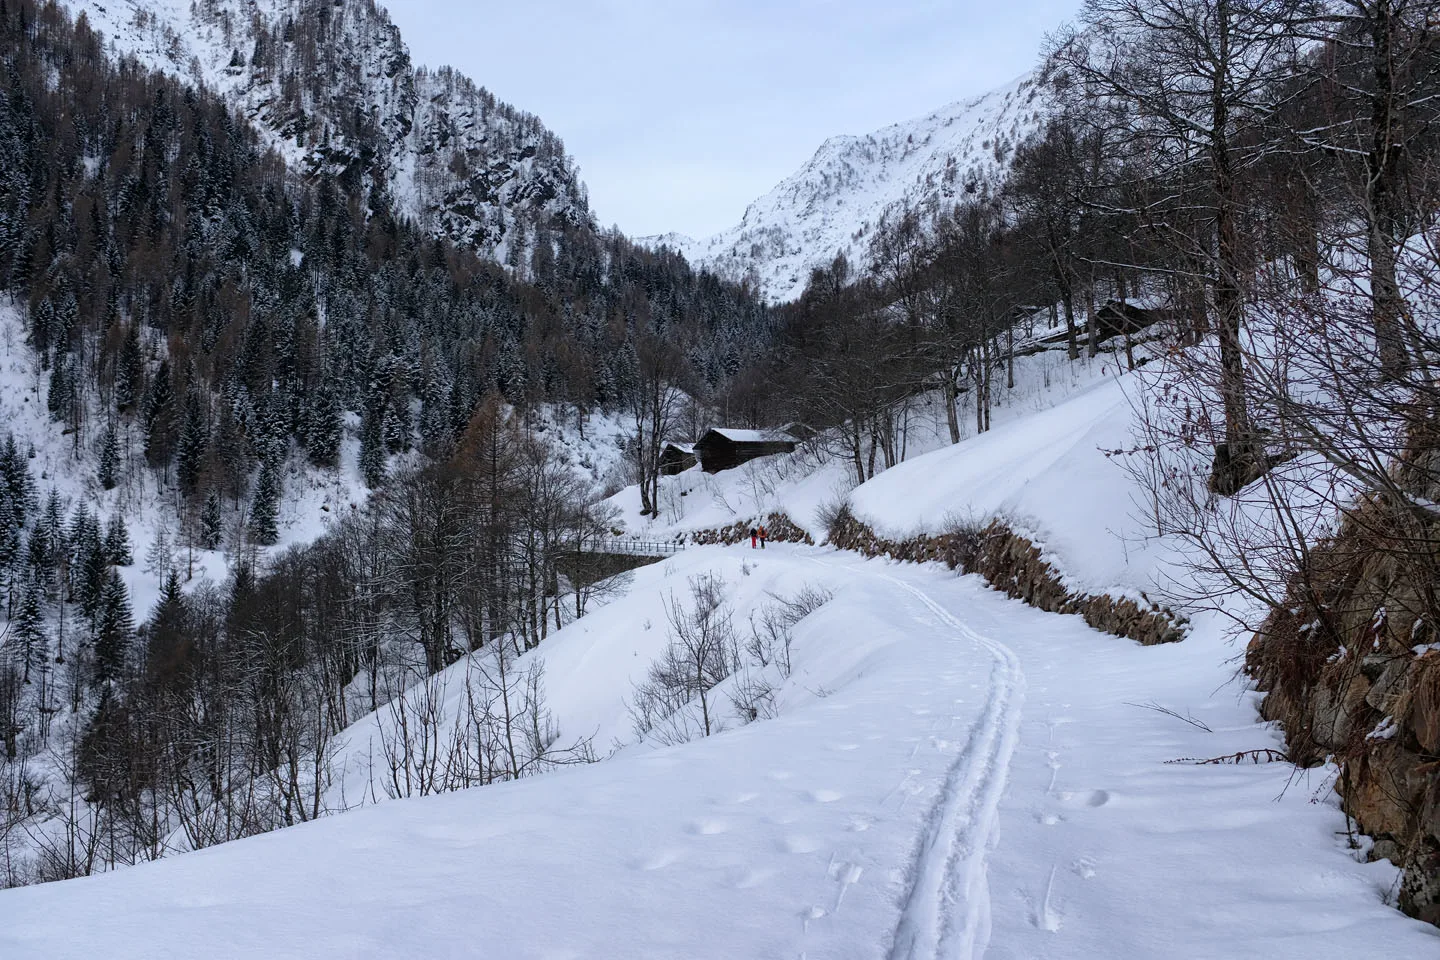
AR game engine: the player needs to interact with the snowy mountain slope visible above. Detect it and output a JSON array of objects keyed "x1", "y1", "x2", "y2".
[
  {"x1": 3, "y1": 545, "x2": 1433, "y2": 959},
  {"x1": 651, "y1": 71, "x2": 1050, "y2": 302},
  {"x1": 69, "y1": 0, "x2": 591, "y2": 258}
]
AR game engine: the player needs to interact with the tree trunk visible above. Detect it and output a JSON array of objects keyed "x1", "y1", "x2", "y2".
[
  {"x1": 1208, "y1": 0, "x2": 1259, "y2": 495},
  {"x1": 943, "y1": 375, "x2": 961, "y2": 445},
  {"x1": 1006, "y1": 326, "x2": 1015, "y2": 390},
  {"x1": 1085, "y1": 282, "x2": 1099, "y2": 358},
  {"x1": 1367, "y1": 0, "x2": 1407, "y2": 378}
]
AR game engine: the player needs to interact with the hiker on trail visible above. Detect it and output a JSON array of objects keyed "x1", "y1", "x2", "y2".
[
  {"x1": 749, "y1": 527, "x2": 757, "y2": 549},
  {"x1": 758, "y1": 523, "x2": 768, "y2": 549}
]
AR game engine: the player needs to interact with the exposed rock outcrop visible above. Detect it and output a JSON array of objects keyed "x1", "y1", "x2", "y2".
[{"x1": 1247, "y1": 475, "x2": 1440, "y2": 925}]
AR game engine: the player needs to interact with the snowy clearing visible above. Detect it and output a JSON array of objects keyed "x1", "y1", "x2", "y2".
[{"x1": 1, "y1": 545, "x2": 1434, "y2": 958}]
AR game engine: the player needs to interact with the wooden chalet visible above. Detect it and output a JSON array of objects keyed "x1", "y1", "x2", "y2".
[
  {"x1": 659, "y1": 441, "x2": 697, "y2": 476},
  {"x1": 778, "y1": 421, "x2": 816, "y2": 442},
  {"x1": 1092, "y1": 300, "x2": 1169, "y2": 340},
  {"x1": 693, "y1": 428, "x2": 797, "y2": 473}
]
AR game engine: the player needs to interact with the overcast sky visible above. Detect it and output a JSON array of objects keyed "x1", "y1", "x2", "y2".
[{"x1": 381, "y1": 1, "x2": 1082, "y2": 239}]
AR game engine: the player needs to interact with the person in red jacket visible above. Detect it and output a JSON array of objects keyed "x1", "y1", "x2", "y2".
[{"x1": 758, "y1": 523, "x2": 768, "y2": 549}]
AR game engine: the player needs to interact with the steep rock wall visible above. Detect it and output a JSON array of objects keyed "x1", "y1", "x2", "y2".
[{"x1": 1247, "y1": 498, "x2": 1440, "y2": 925}]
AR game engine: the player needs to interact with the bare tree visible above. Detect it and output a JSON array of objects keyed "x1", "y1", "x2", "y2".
[
  {"x1": 1050, "y1": 0, "x2": 1307, "y2": 492},
  {"x1": 630, "y1": 573, "x2": 740, "y2": 743}
]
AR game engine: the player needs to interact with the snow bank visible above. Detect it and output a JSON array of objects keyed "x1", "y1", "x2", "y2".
[{"x1": 847, "y1": 372, "x2": 1159, "y2": 596}]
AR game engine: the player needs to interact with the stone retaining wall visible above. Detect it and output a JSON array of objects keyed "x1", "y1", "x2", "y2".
[
  {"x1": 824, "y1": 510, "x2": 1187, "y2": 647},
  {"x1": 684, "y1": 512, "x2": 815, "y2": 548}
]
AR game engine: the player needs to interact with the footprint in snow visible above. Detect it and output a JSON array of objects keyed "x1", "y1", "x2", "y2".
[
  {"x1": 688, "y1": 819, "x2": 728, "y2": 836},
  {"x1": 828, "y1": 860, "x2": 864, "y2": 912},
  {"x1": 782, "y1": 835, "x2": 821, "y2": 854},
  {"x1": 808, "y1": 789, "x2": 843, "y2": 803},
  {"x1": 800, "y1": 905, "x2": 828, "y2": 934},
  {"x1": 634, "y1": 848, "x2": 682, "y2": 871},
  {"x1": 733, "y1": 868, "x2": 774, "y2": 889}
]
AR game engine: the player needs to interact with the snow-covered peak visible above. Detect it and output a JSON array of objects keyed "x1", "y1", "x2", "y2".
[
  {"x1": 67, "y1": 0, "x2": 592, "y2": 258},
  {"x1": 651, "y1": 72, "x2": 1050, "y2": 302}
]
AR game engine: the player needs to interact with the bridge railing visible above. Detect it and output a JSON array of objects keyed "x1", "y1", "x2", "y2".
[{"x1": 578, "y1": 539, "x2": 687, "y2": 558}]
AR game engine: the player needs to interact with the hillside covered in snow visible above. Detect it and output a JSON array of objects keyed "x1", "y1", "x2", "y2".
[
  {"x1": 650, "y1": 71, "x2": 1050, "y2": 302},
  {"x1": 5, "y1": 326, "x2": 1438, "y2": 958}
]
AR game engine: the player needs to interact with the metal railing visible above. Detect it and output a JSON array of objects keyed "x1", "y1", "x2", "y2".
[{"x1": 580, "y1": 539, "x2": 686, "y2": 558}]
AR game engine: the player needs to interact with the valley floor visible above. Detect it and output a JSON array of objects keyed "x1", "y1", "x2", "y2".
[{"x1": 2, "y1": 545, "x2": 1434, "y2": 959}]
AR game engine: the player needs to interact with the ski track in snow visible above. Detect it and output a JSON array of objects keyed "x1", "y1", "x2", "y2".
[{"x1": 813, "y1": 558, "x2": 1025, "y2": 960}]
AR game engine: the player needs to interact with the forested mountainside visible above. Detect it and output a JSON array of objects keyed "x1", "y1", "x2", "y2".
[
  {"x1": 652, "y1": 72, "x2": 1049, "y2": 302},
  {"x1": 74, "y1": 0, "x2": 590, "y2": 259},
  {"x1": 0, "y1": 0, "x2": 768, "y2": 488},
  {"x1": 0, "y1": 0, "x2": 772, "y2": 882}
]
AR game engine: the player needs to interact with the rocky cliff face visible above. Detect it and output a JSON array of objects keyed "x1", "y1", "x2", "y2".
[
  {"x1": 1247, "y1": 431, "x2": 1440, "y2": 926},
  {"x1": 74, "y1": 0, "x2": 591, "y2": 259}
]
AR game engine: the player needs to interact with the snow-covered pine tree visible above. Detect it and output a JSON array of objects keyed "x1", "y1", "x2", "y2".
[
  {"x1": 25, "y1": 527, "x2": 51, "y2": 598},
  {"x1": 176, "y1": 391, "x2": 209, "y2": 496},
  {"x1": 114, "y1": 323, "x2": 142, "y2": 413},
  {"x1": 212, "y1": 403, "x2": 250, "y2": 505},
  {"x1": 305, "y1": 385, "x2": 342, "y2": 469},
  {"x1": 200, "y1": 493, "x2": 224, "y2": 551},
  {"x1": 12, "y1": 575, "x2": 45, "y2": 683},
  {"x1": 144, "y1": 570, "x2": 187, "y2": 670},
  {"x1": 144, "y1": 358, "x2": 177, "y2": 470},
  {"x1": 104, "y1": 516, "x2": 133, "y2": 567},
  {"x1": 0, "y1": 435, "x2": 35, "y2": 521},
  {"x1": 419, "y1": 397, "x2": 453, "y2": 457},
  {"x1": 359, "y1": 409, "x2": 386, "y2": 488},
  {"x1": 92, "y1": 569, "x2": 133, "y2": 688},
  {"x1": 78, "y1": 536, "x2": 108, "y2": 622},
  {"x1": 248, "y1": 461, "x2": 281, "y2": 546},
  {"x1": 0, "y1": 496, "x2": 21, "y2": 609},
  {"x1": 68, "y1": 504, "x2": 97, "y2": 563},
  {"x1": 41, "y1": 490, "x2": 65, "y2": 593},
  {"x1": 98, "y1": 424, "x2": 119, "y2": 491},
  {"x1": 382, "y1": 405, "x2": 406, "y2": 455},
  {"x1": 46, "y1": 352, "x2": 75, "y2": 427}
]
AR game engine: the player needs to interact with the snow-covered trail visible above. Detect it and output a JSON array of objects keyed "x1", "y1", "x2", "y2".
[
  {"x1": 0, "y1": 547, "x2": 1022, "y2": 960},
  {"x1": 835, "y1": 561, "x2": 1025, "y2": 960},
  {"x1": 2, "y1": 547, "x2": 1435, "y2": 959}
]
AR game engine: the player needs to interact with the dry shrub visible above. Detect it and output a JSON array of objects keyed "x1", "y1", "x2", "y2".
[{"x1": 816, "y1": 495, "x2": 854, "y2": 542}]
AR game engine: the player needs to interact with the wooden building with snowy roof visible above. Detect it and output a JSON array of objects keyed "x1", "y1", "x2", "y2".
[
  {"x1": 659, "y1": 441, "x2": 698, "y2": 476},
  {"x1": 692, "y1": 428, "x2": 797, "y2": 473}
]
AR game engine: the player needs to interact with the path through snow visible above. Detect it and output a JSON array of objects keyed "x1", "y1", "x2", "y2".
[{"x1": 1, "y1": 546, "x2": 1436, "y2": 959}]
